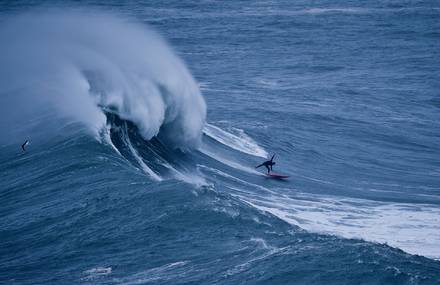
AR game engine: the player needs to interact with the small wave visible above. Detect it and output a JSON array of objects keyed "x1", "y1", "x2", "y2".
[
  {"x1": 161, "y1": 161, "x2": 210, "y2": 187},
  {"x1": 84, "y1": 267, "x2": 112, "y2": 275},
  {"x1": 224, "y1": 238, "x2": 285, "y2": 278},
  {"x1": 199, "y1": 147, "x2": 260, "y2": 174},
  {"x1": 119, "y1": 261, "x2": 189, "y2": 285},
  {"x1": 81, "y1": 267, "x2": 112, "y2": 281},
  {"x1": 254, "y1": 78, "x2": 295, "y2": 91},
  {"x1": 197, "y1": 165, "x2": 279, "y2": 197},
  {"x1": 304, "y1": 8, "x2": 367, "y2": 14},
  {"x1": 203, "y1": 123, "x2": 268, "y2": 158}
]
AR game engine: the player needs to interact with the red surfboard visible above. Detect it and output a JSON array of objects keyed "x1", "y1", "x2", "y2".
[{"x1": 264, "y1": 173, "x2": 289, "y2": 179}]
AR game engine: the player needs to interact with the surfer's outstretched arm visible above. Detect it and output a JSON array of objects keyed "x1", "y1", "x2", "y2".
[
  {"x1": 270, "y1": 154, "x2": 275, "y2": 162},
  {"x1": 255, "y1": 163, "x2": 264, "y2": 169}
]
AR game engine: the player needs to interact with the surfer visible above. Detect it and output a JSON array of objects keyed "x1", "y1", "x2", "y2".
[
  {"x1": 256, "y1": 154, "x2": 276, "y2": 173},
  {"x1": 21, "y1": 140, "x2": 29, "y2": 152}
]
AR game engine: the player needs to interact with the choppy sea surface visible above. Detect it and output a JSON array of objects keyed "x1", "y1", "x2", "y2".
[{"x1": 1, "y1": 1, "x2": 440, "y2": 284}]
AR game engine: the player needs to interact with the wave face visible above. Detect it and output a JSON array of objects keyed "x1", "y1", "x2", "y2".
[{"x1": 0, "y1": 10, "x2": 206, "y2": 147}]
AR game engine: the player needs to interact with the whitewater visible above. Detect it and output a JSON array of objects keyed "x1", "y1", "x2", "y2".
[
  {"x1": 1, "y1": 1, "x2": 440, "y2": 284},
  {"x1": 0, "y1": 10, "x2": 205, "y2": 149}
]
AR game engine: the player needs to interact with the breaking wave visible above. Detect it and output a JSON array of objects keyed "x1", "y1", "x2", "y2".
[{"x1": 0, "y1": 9, "x2": 206, "y2": 148}]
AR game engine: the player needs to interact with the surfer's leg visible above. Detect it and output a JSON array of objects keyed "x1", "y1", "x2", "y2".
[{"x1": 265, "y1": 165, "x2": 270, "y2": 173}]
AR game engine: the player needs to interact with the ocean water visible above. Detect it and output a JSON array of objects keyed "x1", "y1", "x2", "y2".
[{"x1": 1, "y1": 1, "x2": 440, "y2": 284}]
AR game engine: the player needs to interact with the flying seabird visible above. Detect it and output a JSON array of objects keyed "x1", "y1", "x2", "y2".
[{"x1": 21, "y1": 140, "x2": 29, "y2": 152}]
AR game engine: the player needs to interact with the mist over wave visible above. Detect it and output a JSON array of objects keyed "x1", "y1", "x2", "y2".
[{"x1": 0, "y1": 10, "x2": 206, "y2": 147}]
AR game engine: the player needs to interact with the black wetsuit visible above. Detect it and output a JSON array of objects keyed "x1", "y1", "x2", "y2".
[{"x1": 256, "y1": 154, "x2": 276, "y2": 173}]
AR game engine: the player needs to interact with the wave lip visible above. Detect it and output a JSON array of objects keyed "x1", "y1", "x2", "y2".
[{"x1": 0, "y1": 9, "x2": 206, "y2": 148}]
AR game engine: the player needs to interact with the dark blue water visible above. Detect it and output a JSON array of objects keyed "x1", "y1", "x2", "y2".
[{"x1": 1, "y1": 1, "x2": 440, "y2": 284}]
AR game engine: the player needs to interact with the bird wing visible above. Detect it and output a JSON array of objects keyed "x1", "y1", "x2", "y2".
[{"x1": 21, "y1": 141, "x2": 28, "y2": 151}]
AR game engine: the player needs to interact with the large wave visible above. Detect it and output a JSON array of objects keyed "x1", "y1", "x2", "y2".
[{"x1": 0, "y1": 9, "x2": 206, "y2": 148}]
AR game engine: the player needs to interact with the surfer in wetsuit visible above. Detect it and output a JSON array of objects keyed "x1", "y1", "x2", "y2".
[{"x1": 256, "y1": 154, "x2": 276, "y2": 173}]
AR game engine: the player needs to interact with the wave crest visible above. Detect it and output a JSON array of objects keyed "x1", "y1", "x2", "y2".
[{"x1": 0, "y1": 9, "x2": 206, "y2": 147}]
